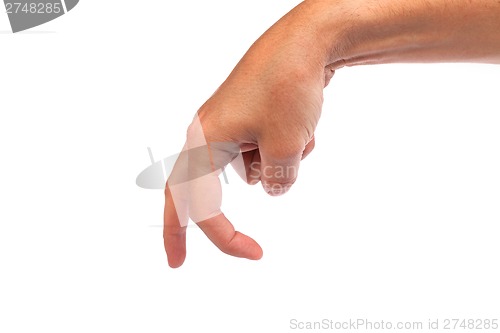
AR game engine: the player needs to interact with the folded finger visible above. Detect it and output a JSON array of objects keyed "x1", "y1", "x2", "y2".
[{"x1": 197, "y1": 213, "x2": 263, "y2": 260}]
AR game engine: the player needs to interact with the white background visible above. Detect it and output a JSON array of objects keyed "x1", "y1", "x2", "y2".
[{"x1": 1, "y1": 1, "x2": 499, "y2": 332}]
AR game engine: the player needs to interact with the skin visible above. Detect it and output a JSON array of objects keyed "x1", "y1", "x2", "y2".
[{"x1": 164, "y1": 0, "x2": 500, "y2": 268}]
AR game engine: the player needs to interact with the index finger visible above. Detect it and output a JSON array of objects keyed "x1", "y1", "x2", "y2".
[{"x1": 164, "y1": 184, "x2": 187, "y2": 268}]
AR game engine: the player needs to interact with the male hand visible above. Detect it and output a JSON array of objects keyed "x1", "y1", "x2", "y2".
[
  {"x1": 163, "y1": 6, "x2": 335, "y2": 267},
  {"x1": 163, "y1": 0, "x2": 500, "y2": 267}
]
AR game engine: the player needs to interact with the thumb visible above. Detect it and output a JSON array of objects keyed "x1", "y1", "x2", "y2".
[{"x1": 257, "y1": 139, "x2": 303, "y2": 196}]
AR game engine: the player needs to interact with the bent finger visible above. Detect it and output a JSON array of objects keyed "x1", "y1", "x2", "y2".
[
  {"x1": 197, "y1": 213, "x2": 263, "y2": 260},
  {"x1": 258, "y1": 138, "x2": 304, "y2": 196}
]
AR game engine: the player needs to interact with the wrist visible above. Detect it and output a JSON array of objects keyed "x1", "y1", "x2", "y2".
[{"x1": 299, "y1": 0, "x2": 417, "y2": 68}]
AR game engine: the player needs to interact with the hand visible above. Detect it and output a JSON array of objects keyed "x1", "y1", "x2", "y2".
[
  {"x1": 163, "y1": 0, "x2": 500, "y2": 268},
  {"x1": 163, "y1": 7, "x2": 335, "y2": 267}
]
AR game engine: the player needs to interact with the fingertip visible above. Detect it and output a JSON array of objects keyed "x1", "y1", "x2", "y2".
[
  {"x1": 225, "y1": 231, "x2": 263, "y2": 261},
  {"x1": 164, "y1": 232, "x2": 187, "y2": 268},
  {"x1": 238, "y1": 232, "x2": 263, "y2": 260},
  {"x1": 250, "y1": 241, "x2": 264, "y2": 261},
  {"x1": 166, "y1": 249, "x2": 186, "y2": 268},
  {"x1": 167, "y1": 255, "x2": 186, "y2": 269}
]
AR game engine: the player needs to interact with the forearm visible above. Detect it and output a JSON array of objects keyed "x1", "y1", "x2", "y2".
[
  {"x1": 311, "y1": 0, "x2": 500, "y2": 68},
  {"x1": 260, "y1": 0, "x2": 500, "y2": 73}
]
